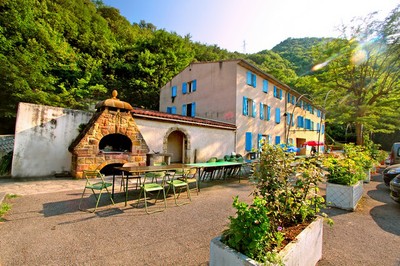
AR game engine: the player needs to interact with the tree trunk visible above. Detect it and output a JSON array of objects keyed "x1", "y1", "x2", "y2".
[{"x1": 355, "y1": 122, "x2": 363, "y2": 145}]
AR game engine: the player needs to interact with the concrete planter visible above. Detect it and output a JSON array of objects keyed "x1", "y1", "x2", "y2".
[
  {"x1": 209, "y1": 217, "x2": 323, "y2": 266},
  {"x1": 326, "y1": 180, "x2": 363, "y2": 211},
  {"x1": 363, "y1": 169, "x2": 371, "y2": 183}
]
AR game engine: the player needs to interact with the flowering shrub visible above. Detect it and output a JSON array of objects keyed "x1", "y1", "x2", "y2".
[{"x1": 221, "y1": 144, "x2": 328, "y2": 264}]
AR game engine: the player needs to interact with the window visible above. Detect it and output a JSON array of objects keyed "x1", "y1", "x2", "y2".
[
  {"x1": 273, "y1": 86, "x2": 282, "y2": 100},
  {"x1": 305, "y1": 118, "x2": 311, "y2": 130},
  {"x1": 286, "y1": 113, "x2": 294, "y2": 126},
  {"x1": 260, "y1": 103, "x2": 269, "y2": 120},
  {"x1": 246, "y1": 71, "x2": 257, "y2": 87},
  {"x1": 317, "y1": 123, "x2": 321, "y2": 132},
  {"x1": 166, "y1": 106, "x2": 176, "y2": 114},
  {"x1": 182, "y1": 80, "x2": 197, "y2": 94},
  {"x1": 291, "y1": 95, "x2": 296, "y2": 105},
  {"x1": 182, "y1": 102, "x2": 196, "y2": 117},
  {"x1": 317, "y1": 109, "x2": 321, "y2": 117},
  {"x1": 243, "y1": 97, "x2": 256, "y2": 117},
  {"x1": 245, "y1": 132, "x2": 252, "y2": 151},
  {"x1": 263, "y1": 80, "x2": 268, "y2": 93},
  {"x1": 287, "y1": 92, "x2": 291, "y2": 103},
  {"x1": 275, "y1": 136, "x2": 281, "y2": 145},
  {"x1": 275, "y1": 108, "x2": 281, "y2": 124}
]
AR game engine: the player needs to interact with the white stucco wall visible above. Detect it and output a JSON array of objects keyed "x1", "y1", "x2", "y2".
[
  {"x1": 12, "y1": 103, "x2": 93, "y2": 178},
  {"x1": 135, "y1": 118, "x2": 236, "y2": 163}
]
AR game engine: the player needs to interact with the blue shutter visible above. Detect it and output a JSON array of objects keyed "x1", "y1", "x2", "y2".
[
  {"x1": 192, "y1": 80, "x2": 197, "y2": 92},
  {"x1": 317, "y1": 123, "x2": 321, "y2": 132},
  {"x1": 321, "y1": 125, "x2": 325, "y2": 134},
  {"x1": 171, "y1": 106, "x2": 176, "y2": 114},
  {"x1": 292, "y1": 95, "x2": 295, "y2": 104},
  {"x1": 182, "y1": 104, "x2": 187, "y2": 116},
  {"x1": 267, "y1": 106, "x2": 271, "y2": 121},
  {"x1": 287, "y1": 92, "x2": 291, "y2": 103},
  {"x1": 279, "y1": 89, "x2": 282, "y2": 100},
  {"x1": 182, "y1": 82, "x2": 187, "y2": 94},
  {"x1": 263, "y1": 80, "x2": 268, "y2": 93},
  {"x1": 275, "y1": 136, "x2": 281, "y2": 145},
  {"x1": 191, "y1": 102, "x2": 196, "y2": 117},
  {"x1": 260, "y1": 103, "x2": 264, "y2": 120},
  {"x1": 287, "y1": 113, "x2": 291, "y2": 125},
  {"x1": 242, "y1": 96, "x2": 248, "y2": 116},
  {"x1": 258, "y1": 134, "x2": 262, "y2": 150},
  {"x1": 246, "y1": 72, "x2": 252, "y2": 85},
  {"x1": 166, "y1": 107, "x2": 171, "y2": 113},
  {"x1": 171, "y1": 86, "x2": 177, "y2": 97},
  {"x1": 245, "y1": 132, "x2": 252, "y2": 151},
  {"x1": 275, "y1": 108, "x2": 281, "y2": 123},
  {"x1": 317, "y1": 110, "x2": 321, "y2": 117},
  {"x1": 252, "y1": 74, "x2": 257, "y2": 87},
  {"x1": 273, "y1": 86, "x2": 277, "y2": 97},
  {"x1": 252, "y1": 101, "x2": 256, "y2": 118}
]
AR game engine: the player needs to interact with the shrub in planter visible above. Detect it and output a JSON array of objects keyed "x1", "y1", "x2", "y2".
[{"x1": 219, "y1": 144, "x2": 330, "y2": 265}]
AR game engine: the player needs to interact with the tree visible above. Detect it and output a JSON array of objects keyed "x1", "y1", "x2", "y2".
[{"x1": 308, "y1": 5, "x2": 400, "y2": 145}]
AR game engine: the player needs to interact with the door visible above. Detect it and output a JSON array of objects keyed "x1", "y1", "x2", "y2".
[{"x1": 167, "y1": 131, "x2": 184, "y2": 163}]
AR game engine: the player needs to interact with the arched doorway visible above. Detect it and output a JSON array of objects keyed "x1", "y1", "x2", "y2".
[{"x1": 167, "y1": 131, "x2": 185, "y2": 163}]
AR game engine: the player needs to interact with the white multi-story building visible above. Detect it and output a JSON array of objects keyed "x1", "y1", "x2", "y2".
[{"x1": 160, "y1": 59, "x2": 325, "y2": 156}]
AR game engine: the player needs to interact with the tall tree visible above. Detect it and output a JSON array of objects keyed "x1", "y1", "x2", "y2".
[{"x1": 308, "y1": 5, "x2": 400, "y2": 145}]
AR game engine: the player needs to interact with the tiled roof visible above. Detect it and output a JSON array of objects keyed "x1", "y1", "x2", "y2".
[{"x1": 131, "y1": 108, "x2": 236, "y2": 130}]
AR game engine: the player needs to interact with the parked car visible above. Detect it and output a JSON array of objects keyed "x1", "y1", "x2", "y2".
[
  {"x1": 389, "y1": 174, "x2": 400, "y2": 203},
  {"x1": 382, "y1": 164, "x2": 400, "y2": 186},
  {"x1": 389, "y1": 142, "x2": 400, "y2": 165}
]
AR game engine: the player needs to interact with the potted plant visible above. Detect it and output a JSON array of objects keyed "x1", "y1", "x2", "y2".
[
  {"x1": 210, "y1": 144, "x2": 331, "y2": 265},
  {"x1": 323, "y1": 145, "x2": 367, "y2": 211}
]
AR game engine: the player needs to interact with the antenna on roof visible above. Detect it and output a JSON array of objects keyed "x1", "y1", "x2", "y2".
[{"x1": 243, "y1": 40, "x2": 246, "y2": 54}]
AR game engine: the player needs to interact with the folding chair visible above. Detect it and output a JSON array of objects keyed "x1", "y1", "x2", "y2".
[
  {"x1": 137, "y1": 171, "x2": 167, "y2": 214},
  {"x1": 119, "y1": 163, "x2": 142, "y2": 192},
  {"x1": 166, "y1": 169, "x2": 191, "y2": 206},
  {"x1": 178, "y1": 167, "x2": 199, "y2": 196},
  {"x1": 79, "y1": 170, "x2": 115, "y2": 213}
]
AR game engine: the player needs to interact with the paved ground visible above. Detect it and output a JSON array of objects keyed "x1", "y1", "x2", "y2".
[{"x1": 0, "y1": 172, "x2": 399, "y2": 265}]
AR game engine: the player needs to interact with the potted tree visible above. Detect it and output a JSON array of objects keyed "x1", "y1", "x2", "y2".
[{"x1": 210, "y1": 144, "x2": 331, "y2": 265}]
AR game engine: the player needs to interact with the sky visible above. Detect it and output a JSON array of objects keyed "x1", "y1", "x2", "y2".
[{"x1": 102, "y1": 0, "x2": 399, "y2": 54}]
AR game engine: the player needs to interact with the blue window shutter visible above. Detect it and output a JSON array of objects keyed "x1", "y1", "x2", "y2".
[
  {"x1": 317, "y1": 123, "x2": 321, "y2": 132},
  {"x1": 263, "y1": 80, "x2": 268, "y2": 93},
  {"x1": 246, "y1": 71, "x2": 252, "y2": 85},
  {"x1": 287, "y1": 92, "x2": 291, "y2": 103},
  {"x1": 279, "y1": 89, "x2": 282, "y2": 100},
  {"x1": 171, "y1": 86, "x2": 177, "y2": 97},
  {"x1": 191, "y1": 102, "x2": 196, "y2": 117},
  {"x1": 245, "y1": 132, "x2": 252, "y2": 151},
  {"x1": 182, "y1": 82, "x2": 187, "y2": 94},
  {"x1": 275, "y1": 108, "x2": 281, "y2": 123},
  {"x1": 252, "y1": 101, "x2": 256, "y2": 118},
  {"x1": 192, "y1": 80, "x2": 197, "y2": 92},
  {"x1": 258, "y1": 134, "x2": 262, "y2": 150},
  {"x1": 275, "y1": 136, "x2": 281, "y2": 145},
  {"x1": 260, "y1": 103, "x2": 264, "y2": 120},
  {"x1": 292, "y1": 95, "x2": 295, "y2": 104},
  {"x1": 182, "y1": 104, "x2": 187, "y2": 116},
  {"x1": 252, "y1": 74, "x2": 257, "y2": 87},
  {"x1": 171, "y1": 106, "x2": 176, "y2": 114},
  {"x1": 273, "y1": 86, "x2": 277, "y2": 97},
  {"x1": 287, "y1": 113, "x2": 291, "y2": 125},
  {"x1": 242, "y1": 96, "x2": 248, "y2": 116},
  {"x1": 322, "y1": 125, "x2": 325, "y2": 134},
  {"x1": 167, "y1": 107, "x2": 171, "y2": 113},
  {"x1": 267, "y1": 106, "x2": 271, "y2": 121},
  {"x1": 317, "y1": 110, "x2": 321, "y2": 117}
]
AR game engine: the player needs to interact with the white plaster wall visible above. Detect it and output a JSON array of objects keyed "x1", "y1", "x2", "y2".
[
  {"x1": 12, "y1": 103, "x2": 93, "y2": 178},
  {"x1": 135, "y1": 118, "x2": 236, "y2": 163}
]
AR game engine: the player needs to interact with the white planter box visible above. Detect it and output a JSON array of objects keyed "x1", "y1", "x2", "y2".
[
  {"x1": 326, "y1": 180, "x2": 363, "y2": 211},
  {"x1": 209, "y1": 217, "x2": 323, "y2": 266},
  {"x1": 363, "y1": 169, "x2": 371, "y2": 183}
]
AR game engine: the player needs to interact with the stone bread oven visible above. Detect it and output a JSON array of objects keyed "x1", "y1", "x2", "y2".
[{"x1": 69, "y1": 90, "x2": 149, "y2": 178}]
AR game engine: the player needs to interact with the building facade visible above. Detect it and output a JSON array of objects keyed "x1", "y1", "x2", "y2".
[{"x1": 159, "y1": 59, "x2": 325, "y2": 156}]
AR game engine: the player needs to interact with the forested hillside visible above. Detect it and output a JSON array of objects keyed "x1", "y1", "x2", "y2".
[
  {"x1": 1, "y1": 0, "x2": 399, "y2": 145},
  {"x1": 0, "y1": 0, "x2": 298, "y2": 133}
]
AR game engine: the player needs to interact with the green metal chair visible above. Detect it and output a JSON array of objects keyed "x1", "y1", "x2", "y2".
[
  {"x1": 166, "y1": 169, "x2": 191, "y2": 206},
  {"x1": 79, "y1": 170, "x2": 115, "y2": 213},
  {"x1": 179, "y1": 167, "x2": 199, "y2": 196},
  {"x1": 137, "y1": 171, "x2": 167, "y2": 214}
]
